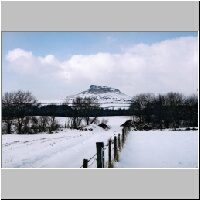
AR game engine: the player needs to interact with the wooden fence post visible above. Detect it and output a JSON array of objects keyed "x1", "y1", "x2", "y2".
[
  {"x1": 124, "y1": 127, "x2": 126, "y2": 140},
  {"x1": 114, "y1": 136, "x2": 118, "y2": 162},
  {"x1": 83, "y1": 159, "x2": 88, "y2": 168},
  {"x1": 118, "y1": 134, "x2": 121, "y2": 152},
  {"x1": 108, "y1": 139, "x2": 112, "y2": 168},
  {"x1": 122, "y1": 129, "x2": 125, "y2": 148},
  {"x1": 96, "y1": 142, "x2": 104, "y2": 168}
]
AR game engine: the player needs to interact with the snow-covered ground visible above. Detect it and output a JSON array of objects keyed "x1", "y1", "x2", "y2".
[
  {"x1": 2, "y1": 116, "x2": 198, "y2": 168},
  {"x1": 2, "y1": 116, "x2": 130, "y2": 168},
  {"x1": 115, "y1": 131, "x2": 198, "y2": 168}
]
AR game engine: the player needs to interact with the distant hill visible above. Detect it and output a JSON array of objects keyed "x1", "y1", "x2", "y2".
[
  {"x1": 39, "y1": 85, "x2": 132, "y2": 109},
  {"x1": 65, "y1": 85, "x2": 132, "y2": 109}
]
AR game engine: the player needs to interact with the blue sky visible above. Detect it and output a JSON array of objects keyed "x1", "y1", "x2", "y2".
[
  {"x1": 2, "y1": 32, "x2": 198, "y2": 100},
  {"x1": 2, "y1": 32, "x2": 198, "y2": 60}
]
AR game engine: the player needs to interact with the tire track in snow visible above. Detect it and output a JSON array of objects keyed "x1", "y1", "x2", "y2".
[{"x1": 6, "y1": 131, "x2": 108, "y2": 168}]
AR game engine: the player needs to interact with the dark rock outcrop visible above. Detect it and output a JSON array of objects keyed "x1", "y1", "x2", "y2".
[{"x1": 82, "y1": 85, "x2": 121, "y2": 94}]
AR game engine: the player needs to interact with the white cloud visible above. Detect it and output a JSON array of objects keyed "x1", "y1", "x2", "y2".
[
  {"x1": 6, "y1": 48, "x2": 32, "y2": 62},
  {"x1": 39, "y1": 55, "x2": 60, "y2": 66},
  {"x1": 6, "y1": 49, "x2": 62, "y2": 77},
  {"x1": 5, "y1": 37, "x2": 198, "y2": 96}
]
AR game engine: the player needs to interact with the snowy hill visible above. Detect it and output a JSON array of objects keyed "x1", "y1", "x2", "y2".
[
  {"x1": 39, "y1": 85, "x2": 132, "y2": 109},
  {"x1": 65, "y1": 85, "x2": 132, "y2": 109}
]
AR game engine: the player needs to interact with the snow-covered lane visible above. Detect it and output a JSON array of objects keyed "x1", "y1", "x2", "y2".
[
  {"x1": 2, "y1": 129, "x2": 112, "y2": 168},
  {"x1": 2, "y1": 116, "x2": 130, "y2": 168},
  {"x1": 115, "y1": 131, "x2": 198, "y2": 168}
]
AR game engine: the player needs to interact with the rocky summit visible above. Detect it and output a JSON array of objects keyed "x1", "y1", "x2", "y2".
[{"x1": 82, "y1": 85, "x2": 121, "y2": 94}]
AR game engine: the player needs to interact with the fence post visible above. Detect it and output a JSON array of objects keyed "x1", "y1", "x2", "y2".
[
  {"x1": 83, "y1": 159, "x2": 88, "y2": 168},
  {"x1": 102, "y1": 144, "x2": 105, "y2": 168},
  {"x1": 96, "y1": 142, "x2": 104, "y2": 168},
  {"x1": 114, "y1": 136, "x2": 118, "y2": 162},
  {"x1": 124, "y1": 127, "x2": 126, "y2": 141},
  {"x1": 122, "y1": 129, "x2": 125, "y2": 148},
  {"x1": 118, "y1": 134, "x2": 121, "y2": 152},
  {"x1": 108, "y1": 139, "x2": 112, "y2": 168}
]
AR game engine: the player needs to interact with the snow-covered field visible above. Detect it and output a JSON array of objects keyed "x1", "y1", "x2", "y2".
[
  {"x1": 2, "y1": 116, "x2": 198, "y2": 168},
  {"x1": 115, "y1": 131, "x2": 198, "y2": 168}
]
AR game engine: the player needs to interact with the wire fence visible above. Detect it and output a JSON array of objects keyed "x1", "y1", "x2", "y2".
[
  {"x1": 80, "y1": 152, "x2": 97, "y2": 168},
  {"x1": 80, "y1": 126, "x2": 131, "y2": 168}
]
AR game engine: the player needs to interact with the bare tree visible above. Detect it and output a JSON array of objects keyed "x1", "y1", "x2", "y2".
[
  {"x1": 67, "y1": 97, "x2": 100, "y2": 129},
  {"x1": 30, "y1": 116, "x2": 39, "y2": 133},
  {"x1": 153, "y1": 94, "x2": 166, "y2": 130},
  {"x1": 46, "y1": 104, "x2": 60, "y2": 132},
  {"x1": 69, "y1": 97, "x2": 84, "y2": 129},
  {"x1": 129, "y1": 93, "x2": 155, "y2": 124},
  {"x1": 82, "y1": 97, "x2": 100, "y2": 125},
  {"x1": 184, "y1": 94, "x2": 198, "y2": 127},
  {"x1": 165, "y1": 92, "x2": 184, "y2": 130},
  {"x1": 12, "y1": 90, "x2": 38, "y2": 134},
  {"x1": 2, "y1": 92, "x2": 14, "y2": 134},
  {"x1": 38, "y1": 116, "x2": 51, "y2": 132}
]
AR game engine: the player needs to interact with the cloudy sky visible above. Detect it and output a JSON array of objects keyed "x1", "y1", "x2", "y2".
[{"x1": 2, "y1": 32, "x2": 198, "y2": 100}]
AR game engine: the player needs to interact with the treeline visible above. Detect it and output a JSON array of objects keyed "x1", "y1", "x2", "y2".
[
  {"x1": 2, "y1": 90, "x2": 198, "y2": 134},
  {"x1": 2, "y1": 91, "x2": 60, "y2": 134},
  {"x1": 129, "y1": 93, "x2": 198, "y2": 130},
  {"x1": 28, "y1": 105, "x2": 129, "y2": 117},
  {"x1": 2, "y1": 90, "x2": 128, "y2": 134}
]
